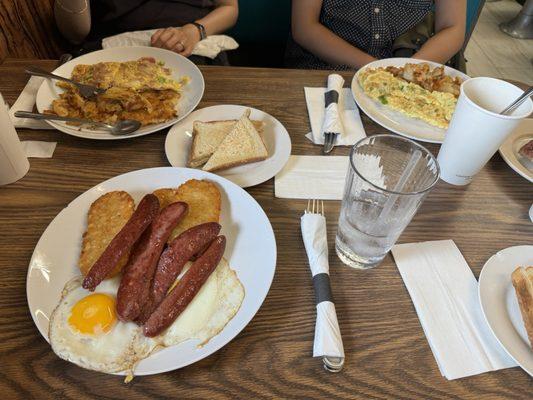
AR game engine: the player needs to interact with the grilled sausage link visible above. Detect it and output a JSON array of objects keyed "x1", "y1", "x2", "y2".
[
  {"x1": 136, "y1": 222, "x2": 221, "y2": 324},
  {"x1": 116, "y1": 202, "x2": 188, "y2": 322},
  {"x1": 82, "y1": 194, "x2": 159, "y2": 291},
  {"x1": 143, "y1": 235, "x2": 226, "y2": 337}
]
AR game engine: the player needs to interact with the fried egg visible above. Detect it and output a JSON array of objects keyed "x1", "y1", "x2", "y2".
[{"x1": 49, "y1": 258, "x2": 244, "y2": 375}]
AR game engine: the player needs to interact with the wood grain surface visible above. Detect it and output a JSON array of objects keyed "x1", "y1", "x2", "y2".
[{"x1": 0, "y1": 59, "x2": 532, "y2": 399}]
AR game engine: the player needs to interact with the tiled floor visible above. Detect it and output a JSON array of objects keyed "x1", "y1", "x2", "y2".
[{"x1": 465, "y1": 0, "x2": 533, "y2": 83}]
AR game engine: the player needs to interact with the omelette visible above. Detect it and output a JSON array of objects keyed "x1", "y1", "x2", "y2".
[
  {"x1": 47, "y1": 57, "x2": 188, "y2": 127},
  {"x1": 358, "y1": 67, "x2": 459, "y2": 129}
]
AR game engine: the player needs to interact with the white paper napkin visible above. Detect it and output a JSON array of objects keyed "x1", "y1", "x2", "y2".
[
  {"x1": 275, "y1": 155, "x2": 349, "y2": 200},
  {"x1": 305, "y1": 87, "x2": 365, "y2": 146},
  {"x1": 8, "y1": 76, "x2": 53, "y2": 130},
  {"x1": 301, "y1": 212, "x2": 345, "y2": 361},
  {"x1": 391, "y1": 240, "x2": 517, "y2": 380},
  {"x1": 21, "y1": 141, "x2": 56, "y2": 158},
  {"x1": 102, "y1": 31, "x2": 238, "y2": 59}
]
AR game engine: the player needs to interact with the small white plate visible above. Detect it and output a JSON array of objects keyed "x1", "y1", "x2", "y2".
[
  {"x1": 165, "y1": 105, "x2": 292, "y2": 188},
  {"x1": 35, "y1": 46, "x2": 204, "y2": 140},
  {"x1": 499, "y1": 118, "x2": 533, "y2": 183},
  {"x1": 478, "y1": 245, "x2": 533, "y2": 377},
  {"x1": 27, "y1": 167, "x2": 277, "y2": 375},
  {"x1": 351, "y1": 58, "x2": 470, "y2": 143}
]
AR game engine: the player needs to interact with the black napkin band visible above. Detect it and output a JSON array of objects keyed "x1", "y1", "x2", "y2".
[
  {"x1": 324, "y1": 90, "x2": 339, "y2": 107},
  {"x1": 313, "y1": 273, "x2": 333, "y2": 304}
]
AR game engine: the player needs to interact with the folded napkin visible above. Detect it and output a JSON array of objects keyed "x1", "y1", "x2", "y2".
[
  {"x1": 301, "y1": 210, "x2": 345, "y2": 370},
  {"x1": 21, "y1": 141, "x2": 56, "y2": 158},
  {"x1": 275, "y1": 155, "x2": 349, "y2": 200},
  {"x1": 102, "y1": 31, "x2": 238, "y2": 59},
  {"x1": 391, "y1": 240, "x2": 517, "y2": 380},
  {"x1": 8, "y1": 76, "x2": 53, "y2": 130},
  {"x1": 305, "y1": 84, "x2": 365, "y2": 146}
]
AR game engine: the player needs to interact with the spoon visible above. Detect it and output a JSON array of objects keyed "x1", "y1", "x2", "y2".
[
  {"x1": 25, "y1": 66, "x2": 105, "y2": 99},
  {"x1": 14, "y1": 111, "x2": 141, "y2": 136},
  {"x1": 500, "y1": 87, "x2": 533, "y2": 115}
]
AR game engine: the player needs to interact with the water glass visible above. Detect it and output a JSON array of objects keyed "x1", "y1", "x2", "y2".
[{"x1": 335, "y1": 134, "x2": 439, "y2": 269}]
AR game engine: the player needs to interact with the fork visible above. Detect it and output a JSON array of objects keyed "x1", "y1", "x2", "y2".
[
  {"x1": 323, "y1": 132, "x2": 337, "y2": 154},
  {"x1": 25, "y1": 66, "x2": 105, "y2": 99},
  {"x1": 302, "y1": 199, "x2": 345, "y2": 373}
]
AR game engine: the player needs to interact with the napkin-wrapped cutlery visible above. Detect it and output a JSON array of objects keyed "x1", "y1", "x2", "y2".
[
  {"x1": 301, "y1": 199, "x2": 345, "y2": 372},
  {"x1": 321, "y1": 74, "x2": 345, "y2": 154}
]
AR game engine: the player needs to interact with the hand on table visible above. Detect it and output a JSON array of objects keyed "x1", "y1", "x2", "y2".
[{"x1": 151, "y1": 24, "x2": 201, "y2": 57}]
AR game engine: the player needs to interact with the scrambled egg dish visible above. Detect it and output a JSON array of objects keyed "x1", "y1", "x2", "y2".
[
  {"x1": 358, "y1": 65, "x2": 460, "y2": 129},
  {"x1": 47, "y1": 57, "x2": 188, "y2": 126}
]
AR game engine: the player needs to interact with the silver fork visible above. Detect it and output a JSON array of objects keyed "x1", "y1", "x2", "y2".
[
  {"x1": 304, "y1": 199, "x2": 345, "y2": 373},
  {"x1": 323, "y1": 132, "x2": 337, "y2": 154}
]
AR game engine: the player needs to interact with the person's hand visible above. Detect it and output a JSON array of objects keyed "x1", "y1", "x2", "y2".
[{"x1": 151, "y1": 24, "x2": 201, "y2": 57}]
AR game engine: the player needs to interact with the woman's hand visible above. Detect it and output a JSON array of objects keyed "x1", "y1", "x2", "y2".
[{"x1": 151, "y1": 24, "x2": 201, "y2": 57}]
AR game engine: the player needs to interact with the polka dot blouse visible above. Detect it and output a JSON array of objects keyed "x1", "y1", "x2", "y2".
[{"x1": 285, "y1": 0, "x2": 433, "y2": 70}]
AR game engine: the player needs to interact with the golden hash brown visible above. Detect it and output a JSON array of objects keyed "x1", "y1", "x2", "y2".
[
  {"x1": 79, "y1": 191, "x2": 135, "y2": 277},
  {"x1": 153, "y1": 180, "x2": 221, "y2": 243}
]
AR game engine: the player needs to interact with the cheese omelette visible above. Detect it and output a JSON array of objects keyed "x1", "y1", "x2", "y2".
[
  {"x1": 47, "y1": 57, "x2": 188, "y2": 126},
  {"x1": 358, "y1": 64, "x2": 462, "y2": 129}
]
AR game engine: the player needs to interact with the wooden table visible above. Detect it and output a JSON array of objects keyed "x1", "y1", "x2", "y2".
[{"x1": 0, "y1": 59, "x2": 531, "y2": 400}]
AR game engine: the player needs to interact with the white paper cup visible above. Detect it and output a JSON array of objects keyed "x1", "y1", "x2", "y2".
[
  {"x1": 0, "y1": 93, "x2": 29, "y2": 185},
  {"x1": 437, "y1": 77, "x2": 532, "y2": 186}
]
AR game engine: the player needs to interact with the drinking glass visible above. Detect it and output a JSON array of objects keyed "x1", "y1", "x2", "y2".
[{"x1": 335, "y1": 134, "x2": 439, "y2": 269}]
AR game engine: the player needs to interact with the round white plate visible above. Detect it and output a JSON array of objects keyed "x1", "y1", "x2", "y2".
[
  {"x1": 165, "y1": 105, "x2": 292, "y2": 188},
  {"x1": 36, "y1": 46, "x2": 204, "y2": 140},
  {"x1": 499, "y1": 118, "x2": 533, "y2": 183},
  {"x1": 351, "y1": 57, "x2": 470, "y2": 143},
  {"x1": 478, "y1": 245, "x2": 533, "y2": 377},
  {"x1": 26, "y1": 167, "x2": 276, "y2": 375}
]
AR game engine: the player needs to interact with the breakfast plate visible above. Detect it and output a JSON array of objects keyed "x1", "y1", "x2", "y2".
[
  {"x1": 165, "y1": 105, "x2": 292, "y2": 188},
  {"x1": 35, "y1": 46, "x2": 204, "y2": 140},
  {"x1": 26, "y1": 167, "x2": 276, "y2": 375},
  {"x1": 499, "y1": 118, "x2": 533, "y2": 183},
  {"x1": 351, "y1": 58, "x2": 470, "y2": 143},
  {"x1": 478, "y1": 245, "x2": 533, "y2": 377}
]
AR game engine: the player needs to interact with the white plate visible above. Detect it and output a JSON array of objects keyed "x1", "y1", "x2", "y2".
[
  {"x1": 499, "y1": 118, "x2": 533, "y2": 183},
  {"x1": 36, "y1": 46, "x2": 204, "y2": 140},
  {"x1": 351, "y1": 58, "x2": 470, "y2": 143},
  {"x1": 478, "y1": 245, "x2": 533, "y2": 377},
  {"x1": 165, "y1": 105, "x2": 292, "y2": 188},
  {"x1": 26, "y1": 167, "x2": 276, "y2": 375}
]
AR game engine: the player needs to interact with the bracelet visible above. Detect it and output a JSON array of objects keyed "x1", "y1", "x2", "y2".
[{"x1": 191, "y1": 22, "x2": 207, "y2": 41}]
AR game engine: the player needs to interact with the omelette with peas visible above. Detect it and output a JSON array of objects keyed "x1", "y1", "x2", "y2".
[{"x1": 358, "y1": 63, "x2": 463, "y2": 129}]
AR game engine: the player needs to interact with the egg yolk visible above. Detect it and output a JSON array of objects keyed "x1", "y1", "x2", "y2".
[{"x1": 68, "y1": 293, "x2": 116, "y2": 335}]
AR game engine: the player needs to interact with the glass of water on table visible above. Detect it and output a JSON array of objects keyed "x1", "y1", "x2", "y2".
[{"x1": 335, "y1": 134, "x2": 439, "y2": 269}]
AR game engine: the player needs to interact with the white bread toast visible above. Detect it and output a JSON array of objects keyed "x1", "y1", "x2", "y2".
[
  {"x1": 202, "y1": 109, "x2": 268, "y2": 172},
  {"x1": 511, "y1": 266, "x2": 533, "y2": 349},
  {"x1": 188, "y1": 119, "x2": 265, "y2": 168}
]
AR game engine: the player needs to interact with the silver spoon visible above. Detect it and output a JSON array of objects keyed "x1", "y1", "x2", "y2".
[
  {"x1": 500, "y1": 87, "x2": 533, "y2": 115},
  {"x1": 25, "y1": 66, "x2": 105, "y2": 99},
  {"x1": 14, "y1": 111, "x2": 141, "y2": 136}
]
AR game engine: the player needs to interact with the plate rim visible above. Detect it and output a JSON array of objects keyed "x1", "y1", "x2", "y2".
[
  {"x1": 26, "y1": 166, "x2": 277, "y2": 375},
  {"x1": 478, "y1": 245, "x2": 533, "y2": 376},
  {"x1": 35, "y1": 46, "x2": 205, "y2": 140},
  {"x1": 164, "y1": 104, "x2": 292, "y2": 188},
  {"x1": 498, "y1": 118, "x2": 533, "y2": 183},
  {"x1": 351, "y1": 57, "x2": 470, "y2": 144}
]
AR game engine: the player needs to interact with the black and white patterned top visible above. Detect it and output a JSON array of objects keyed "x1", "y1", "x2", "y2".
[{"x1": 285, "y1": 0, "x2": 433, "y2": 70}]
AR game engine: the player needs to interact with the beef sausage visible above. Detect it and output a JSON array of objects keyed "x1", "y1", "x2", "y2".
[
  {"x1": 82, "y1": 194, "x2": 159, "y2": 291},
  {"x1": 136, "y1": 222, "x2": 221, "y2": 324},
  {"x1": 116, "y1": 201, "x2": 188, "y2": 322},
  {"x1": 143, "y1": 235, "x2": 226, "y2": 337}
]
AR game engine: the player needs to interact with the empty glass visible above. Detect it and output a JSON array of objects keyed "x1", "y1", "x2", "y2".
[{"x1": 335, "y1": 134, "x2": 440, "y2": 269}]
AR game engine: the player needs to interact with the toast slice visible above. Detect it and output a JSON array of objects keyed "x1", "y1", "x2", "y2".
[
  {"x1": 79, "y1": 191, "x2": 135, "y2": 278},
  {"x1": 511, "y1": 266, "x2": 533, "y2": 348},
  {"x1": 188, "y1": 119, "x2": 266, "y2": 168},
  {"x1": 153, "y1": 179, "x2": 221, "y2": 243},
  {"x1": 202, "y1": 109, "x2": 268, "y2": 172}
]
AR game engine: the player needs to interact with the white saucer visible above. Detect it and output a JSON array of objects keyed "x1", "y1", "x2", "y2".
[
  {"x1": 478, "y1": 245, "x2": 533, "y2": 377},
  {"x1": 499, "y1": 118, "x2": 533, "y2": 183},
  {"x1": 165, "y1": 105, "x2": 291, "y2": 188}
]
